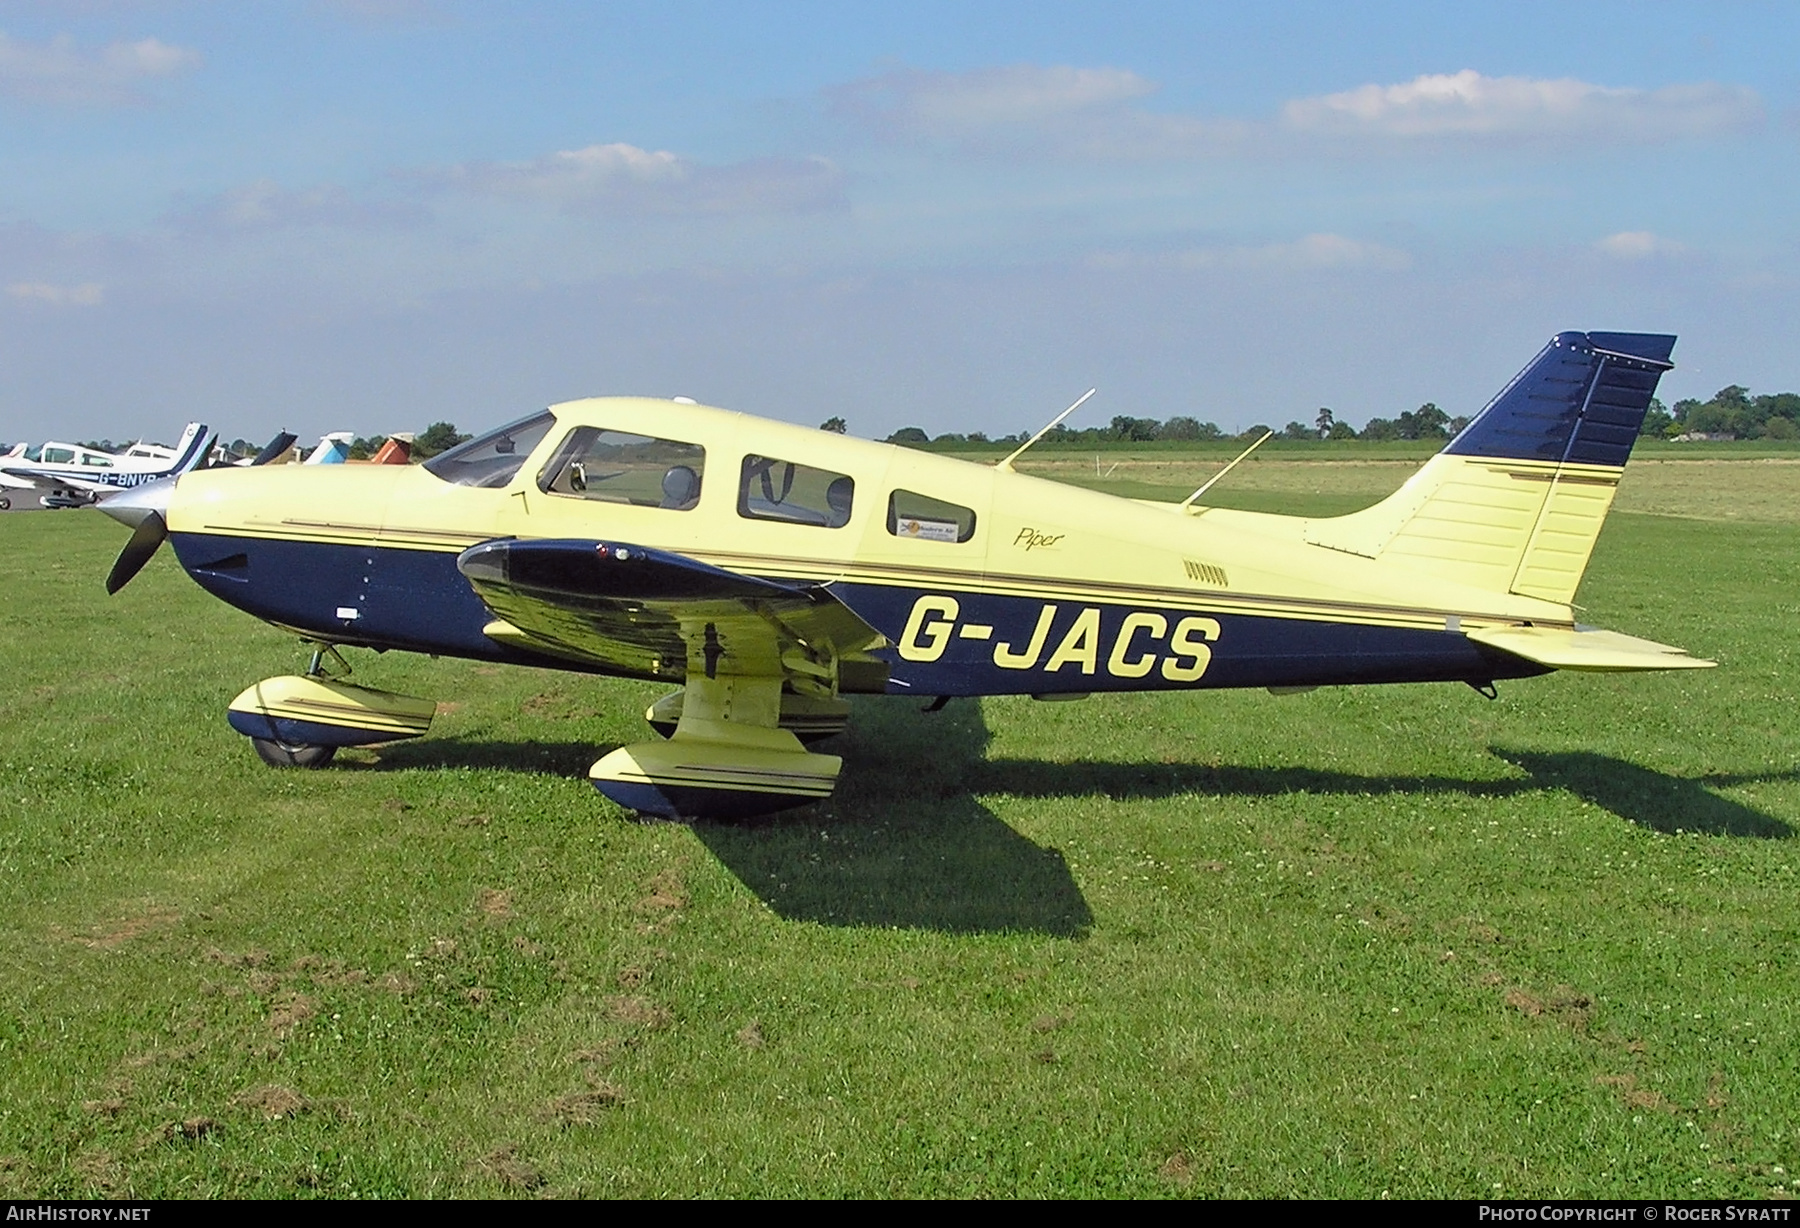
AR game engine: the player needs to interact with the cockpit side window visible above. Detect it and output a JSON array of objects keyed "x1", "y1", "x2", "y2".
[
  {"x1": 888, "y1": 489, "x2": 977, "y2": 543},
  {"x1": 737, "y1": 455, "x2": 854, "y2": 528},
  {"x1": 422, "y1": 412, "x2": 556, "y2": 488},
  {"x1": 537, "y1": 427, "x2": 706, "y2": 508}
]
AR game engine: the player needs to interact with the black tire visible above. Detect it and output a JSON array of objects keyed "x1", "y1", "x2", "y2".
[
  {"x1": 251, "y1": 737, "x2": 337, "y2": 769},
  {"x1": 0, "y1": 497, "x2": 9, "y2": 510}
]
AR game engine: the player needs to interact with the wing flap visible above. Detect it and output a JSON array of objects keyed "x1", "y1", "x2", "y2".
[
  {"x1": 456, "y1": 538, "x2": 880, "y2": 685},
  {"x1": 1467, "y1": 625, "x2": 1714, "y2": 672}
]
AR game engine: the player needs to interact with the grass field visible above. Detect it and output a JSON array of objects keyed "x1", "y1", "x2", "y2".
[{"x1": 0, "y1": 451, "x2": 1796, "y2": 1198}]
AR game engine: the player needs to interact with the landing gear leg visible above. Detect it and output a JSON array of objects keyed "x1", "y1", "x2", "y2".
[{"x1": 592, "y1": 673, "x2": 841, "y2": 821}]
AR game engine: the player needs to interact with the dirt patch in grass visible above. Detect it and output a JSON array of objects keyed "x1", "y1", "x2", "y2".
[
  {"x1": 73, "y1": 1149, "x2": 122, "y2": 1195},
  {"x1": 546, "y1": 1085, "x2": 625, "y2": 1126},
  {"x1": 606, "y1": 996, "x2": 672, "y2": 1029},
  {"x1": 480, "y1": 1145, "x2": 544, "y2": 1191},
  {"x1": 235, "y1": 1084, "x2": 308, "y2": 1120},
  {"x1": 1158, "y1": 1151, "x2": 1195, "y2": 1186},
  {"x1": 1506, "y1": 985, "x2": 1593, "y2": 1031},
  {"x1": 207, "y1": 947, "x2": 271, "y2": 968},
  {"x1": 638, "y1": 868, "x2": 685, "y2": 912},
  {"x1": 736, "y1": 1021, "x2": 765, "y2": 1049},
  {"x1": 267, "y1": 993, "x2": 318, "y2": 1036},
  {"x1": 156, "y1": 1117, "x2": 216, "y2": 1142},
  {"x1": 66, "y1": 903, "x2": 179, "y2": 950},
  {"x1": 478, "y1": 888, "x2": 514, "y2": 919},
  {"x1": 1597, "y1": 1074, "x2": 1678, "y2": 1113},
  {"x1": 573, "y1": 1041, "x2": 626, "y2": 1067}
]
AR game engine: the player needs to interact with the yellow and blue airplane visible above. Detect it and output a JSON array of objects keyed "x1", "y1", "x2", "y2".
[{"x1": 103, "y1": 330, "x2": 1710, "y2": 818}]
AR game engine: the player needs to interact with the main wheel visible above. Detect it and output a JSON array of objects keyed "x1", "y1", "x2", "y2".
[
  {"x1": 251, "y1": 737, "x2": 337, "y2": 769},
  {"x1": 0, "y1": 497, "x2": 9, "y2": 510}
]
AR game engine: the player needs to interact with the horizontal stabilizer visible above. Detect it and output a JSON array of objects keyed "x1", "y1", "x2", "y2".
[{"x1": 1467, "y1": 625, "x2": 1714, "y2": 672}]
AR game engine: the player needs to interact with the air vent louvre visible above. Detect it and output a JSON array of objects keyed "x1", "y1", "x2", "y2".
[{"x1": 1183, "y1": 559, "x2": 1228, "y2": 587}]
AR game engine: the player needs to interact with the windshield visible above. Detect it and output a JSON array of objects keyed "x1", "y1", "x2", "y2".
[{"x1": 422, "y1": 412, "x2": 556, "y2": 488}]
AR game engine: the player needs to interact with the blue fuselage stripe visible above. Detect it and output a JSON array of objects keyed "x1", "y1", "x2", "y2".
[{"x1": 169, "y1": 532, "x2": 1545, "y2": 693}]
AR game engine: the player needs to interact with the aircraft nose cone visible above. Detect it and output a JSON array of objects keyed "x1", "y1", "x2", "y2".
[{"x1": 99, "y1": 476, "x2": 175, "y2": 529}]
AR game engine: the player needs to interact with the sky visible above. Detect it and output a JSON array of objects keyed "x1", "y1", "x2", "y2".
[{"x1": 1, "y1": 0, "x2": 1797, "y2": 446}]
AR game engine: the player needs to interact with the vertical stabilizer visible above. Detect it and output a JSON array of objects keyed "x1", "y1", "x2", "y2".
[
  {"x1": 1303, "y1": 331, "x2": 1675, "y2": 604},
  {"x1": 166, "y1": 422, "x2": 214, "y2": 477}
]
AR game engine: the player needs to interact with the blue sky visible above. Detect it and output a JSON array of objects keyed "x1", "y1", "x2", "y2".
[{"x1": 2, "y1": 1, "x2": 1796, "y2": 445}]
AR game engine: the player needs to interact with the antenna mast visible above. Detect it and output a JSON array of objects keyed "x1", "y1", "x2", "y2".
[
  {"x1": 1179, "y1": 429, "x2": 1273, "y2": 510},
  {"x1": 995, "y1": 389, "x2": 1097, "y2": 471}
]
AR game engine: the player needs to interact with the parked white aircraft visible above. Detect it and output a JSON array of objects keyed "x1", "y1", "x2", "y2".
[{"x1": 0, "y1": 424, "x2": 213, "y2": 509}]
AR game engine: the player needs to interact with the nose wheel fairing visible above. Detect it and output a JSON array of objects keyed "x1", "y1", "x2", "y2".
[{"x1": 227, "y1": 675, "x2": 437, "y2": 748}]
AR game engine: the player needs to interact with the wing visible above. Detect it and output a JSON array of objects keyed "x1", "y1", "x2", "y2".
[
  {"x1": 456, "y1": 538, "x2": 886, "y2": 694},
  {"x1": 0, "y1": 466, "x2": 76, "y2": 493}
]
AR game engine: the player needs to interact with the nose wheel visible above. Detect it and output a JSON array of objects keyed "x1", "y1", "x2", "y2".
[{"x1": 250, "y1": 737, "x2": 337, "y2": 769}]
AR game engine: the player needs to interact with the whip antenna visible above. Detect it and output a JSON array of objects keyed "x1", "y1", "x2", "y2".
[
  {"x1": 996, "y1": 389, "x2": 1096, "y2": 471},
  {"x1": 1180, "y1": 429, "x2": 1273, "y2": 510}
]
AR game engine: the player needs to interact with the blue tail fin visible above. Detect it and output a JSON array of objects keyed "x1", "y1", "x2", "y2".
[{"x1": 1445, "y1": 331, "x2": 1675, "y2": 466}]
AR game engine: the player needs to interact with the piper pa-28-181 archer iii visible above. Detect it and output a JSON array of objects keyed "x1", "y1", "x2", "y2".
[{"x1": 102, "y1": 331, "x2": 1711, "y2": 819}]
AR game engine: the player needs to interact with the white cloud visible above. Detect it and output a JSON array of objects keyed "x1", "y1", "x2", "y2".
[
  {"x1": 831, "y1": 64, "x2": 1240, "y2": 156},
  {"x1": 7, "y1": 281, "x2": 103, "y2": 306},
  {"x1": 436, "y1": 143, "x2": 846, "y2": 215},
  {"x1": 1596, "y1": 230, "x2": 1685, "y2": 260},
  {"x1": 170, "y1": 179, "x2": 426, "y2": 233},
  {"x1": 833, "y1": 64, "x2": 1760, "y2": 158},
  {"x1": 0, "y1": 31, "x2": 202, "y2": 106},
  {"x1": 1282, "y1": 70, "x2": 1761, "y2": 141},
  {"x1": 1090, "y1": 234, "x2": 1411, "y2": 273}
]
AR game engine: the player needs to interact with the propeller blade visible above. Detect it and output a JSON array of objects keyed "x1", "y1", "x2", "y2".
[
  {"x1": 106, "y1": 510, "x2": 167, "y2": 595},
  {"x1": 250, "y1": 431, "x2": 297, "y2": 466}
]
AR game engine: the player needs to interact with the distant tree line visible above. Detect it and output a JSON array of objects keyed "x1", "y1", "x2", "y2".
[
  {"x1": 867, "y1": 386, "x2": 1800, "y2": 449},
  {"x1": 875, "y1": 403, "x2": 1477, "y2": 449},
  {"x1": 1654, "y1": 386, "x2": 1800, "y2": 440}
]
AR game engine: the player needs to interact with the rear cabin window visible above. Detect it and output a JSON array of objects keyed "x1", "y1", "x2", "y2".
[
  {"x1": 538, "y1": 428, "x2": 706, "y2": 509},
  {"x1": 888, "y1": 489, "x2": 976, "y2": 543},
  {"x1": 738, "y1": 455, "x2": 854, "y2": 528},
  {"x1": 423, "y1": 412, "x2": 556, "y2": 488}
]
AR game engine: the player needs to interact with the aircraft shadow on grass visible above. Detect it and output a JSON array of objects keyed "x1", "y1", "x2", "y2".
[
  {"x1": 351, "y1": 700, "x2": 1793, "y2": 935},
  {"x1": 361, "y1": 699, "x2": 1096, "y2": 937}
]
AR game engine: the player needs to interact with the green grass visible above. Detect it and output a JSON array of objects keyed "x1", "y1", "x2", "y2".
[{"x1": 0, "y1": 479, "x2": 1797, "y2": 1197}]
